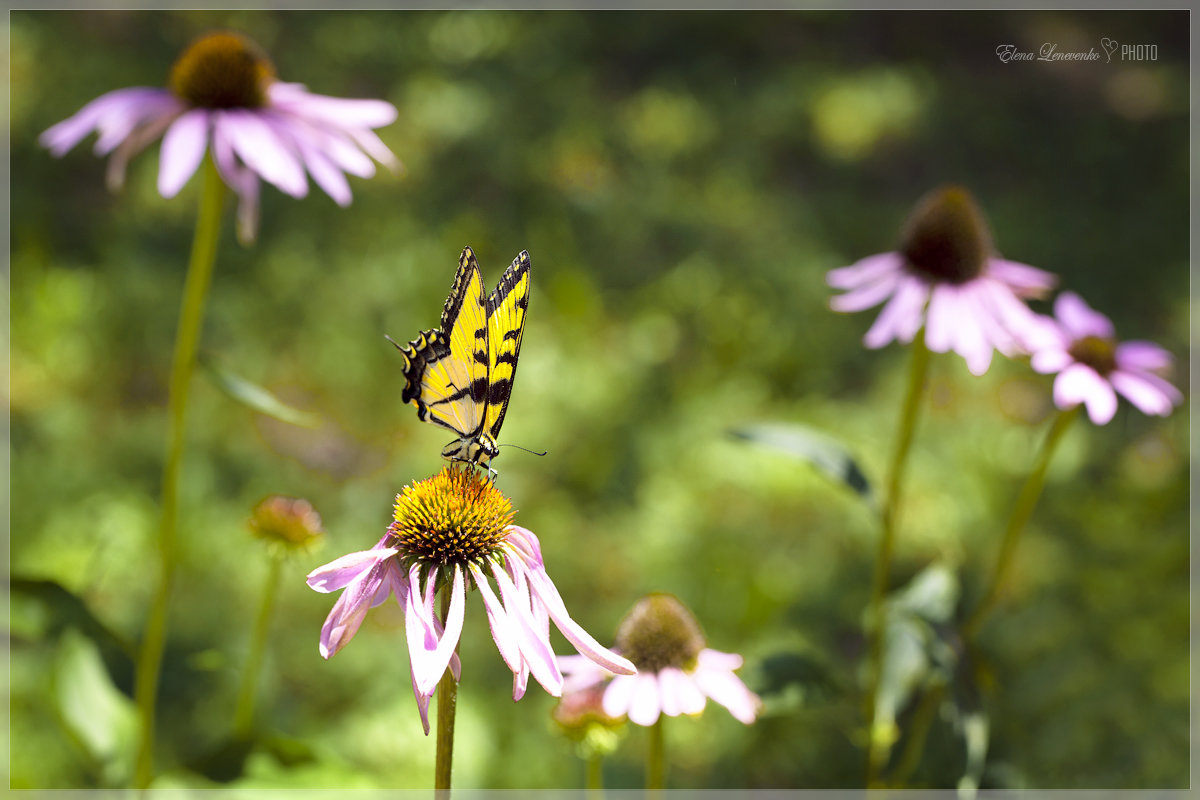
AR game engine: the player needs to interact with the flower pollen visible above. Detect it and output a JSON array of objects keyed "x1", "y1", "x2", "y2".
[
  {"x1": 1068, "y1": 334, "x2": 1118, "y2": 376},
  {"x1": 387, "y1": 466, "x2": 514, "y2": 568},
  {"x1": 615, "y1": 593, "x2": 706, "y2": 673},
  {"x1": 169, "y1": 31, "x2": 275, "y2": 109},
  {"x1": 900, "y1": 184, "x2": 992, "y2": 285}
]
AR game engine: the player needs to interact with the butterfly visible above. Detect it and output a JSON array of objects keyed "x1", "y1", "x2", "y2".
[{"x1": 389, "y1": 246, "x2": 531, "y2": 470}]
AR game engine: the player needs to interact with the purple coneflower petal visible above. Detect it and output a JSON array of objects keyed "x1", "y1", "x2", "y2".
[
  {"x1": 408, "y1": 565, "x2": 467, "y2": 696},
  {"x1": 490, "y1": 561, "x2": 563, "y2": 694},
  {"x1": 410, "y1": 666, "x2": 433, "y2": 736},
  {"x1": 105, "y1": 111, "x2": 181, "y2": 193},
  {"x1": 1031, "y1": 347, "x2": 1072, "y2": 374},
  {"x1": 317, "y1": 561, "x2": 393, "y2": 659},
  {"x1": 158, "y1": 109, "x2": 211, "y2": 198},
  {"x1": 292, "y1": 132, "x2": 352, "y2": 206},
  {"x1": 697, "y1": 648, "x2": 744, "y2": 671},
  {"x1": 39, "y1": 87, "x2": 176, "y2": 156},
  {"x1": 659, "y1": 667, "x2": 706, "y2": 717},
  {"x1": 93, "y1": 91, "x2": 184, "y2": 156},
  {"x1": 306, "y1": 543, "x2": 398, "y2": 592},
  {"x1": 559, "y1": 654, "x2": 612, "y2": 694},
  {"x1": 1054, "y1": 291, "x2": 1114, "y2": 341},
  {"x1": 985, "y1": 258, "x2": 1057, "y2": 297},
  {"x1": 347, "y1": 127, "x2": 400, "y2": 170},
  {"x1": 1116, "y1": 341, "x2": 1174, "y2": 374},
  {"x1": 217, "y1": 109, "x2": 309, "y2": 198},
  {"x1": 864, "y1": 276, "x2": 928, "y2": 349},
  {"x1": 953, "y1": 286, "x2": 995, "y2": 376},
  {"x1": 1055, "y1": 363, "x2": 1118, "y2": 424},
  {"x1": 267, "y1": 82, "x2": 399, "y2": 129},
  {"x1": 523, "y1": 567, "x2": 637, "y2": 676},
  {"x1": 693, "y1": 664, "x2": 761, "y2": 724},
  {"x1": 627, "y1": 672, "x2": 663, "y2": 726},
  {"x1": 826, "y1": 252, "x2": 903, "y2": 290},
  {"x1": 829, "y1": 267, "x2": 902, "y2": 313},
  {"x1": 1110, "y1": 370, "x2": 1183, "y2": 416},
  {"x1": 469, "y1": 563, "x2": 524, "y2": 677},
  {"x1": 601, "y1": 674, "x2": 638, "y2": 719}
]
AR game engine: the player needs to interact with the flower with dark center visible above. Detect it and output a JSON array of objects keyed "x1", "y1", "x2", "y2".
[
  {"x1": 306, "y1": 466, "x2": 636, "y2": 734},
  {"x1": 827, "y1": 185, "x2": 1058, "y2": 375},
  {"x1": 40, "y1": 29, "x2": 399, "y2": 244},
  {"x1": 1030, "y1": 291, "x2": 1181, "y2": 424},
  {"x1": 558, "y1": 593, "x2": 761, "y2": 726}
]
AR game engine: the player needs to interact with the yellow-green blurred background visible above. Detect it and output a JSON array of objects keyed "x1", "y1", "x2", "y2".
[{"x1": 10, "y1": 9, "x2": 1189, "y2": 790}]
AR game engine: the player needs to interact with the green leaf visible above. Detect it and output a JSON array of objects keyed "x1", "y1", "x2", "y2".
[
  {"x1": 53, "y1": 628, "x2": 138, "y2": 786},
  {"x1": 730, "y1": 423, "x2": 874, "y2": 504},
  {"x1": 201, "y1": 357, "x2": 322, "y2": 428}
]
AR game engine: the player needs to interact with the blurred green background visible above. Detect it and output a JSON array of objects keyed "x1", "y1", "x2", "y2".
[{"x1": 10, "y1": 9, "x2": 1189, "y2": 790}]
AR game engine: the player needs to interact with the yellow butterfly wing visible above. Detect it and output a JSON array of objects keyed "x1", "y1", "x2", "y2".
[
  {"x1": 483, "y1": 250, "x2": 531, "y2": 442},
  {"x1": 395, "y1": 247, "x2": 489, "y2": 442}
]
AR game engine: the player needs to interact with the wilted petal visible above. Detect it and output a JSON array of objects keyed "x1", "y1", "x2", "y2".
[
  {"x1": 524, "y1": 567, "x2": 636, "y2": 675},
  {"x1": 408, "y1": 565, "x2": 466, "y2": 696},
  {"x1": 491, "y1": 561, "x2": 563, "y2": 695}
]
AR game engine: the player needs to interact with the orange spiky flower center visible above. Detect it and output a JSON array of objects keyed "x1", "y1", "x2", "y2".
[{"x1": 386, "y1": 466, "x2": 515, "y2": 568}]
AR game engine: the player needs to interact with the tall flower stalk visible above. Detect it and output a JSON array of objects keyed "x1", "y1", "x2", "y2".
[
  {"x1": 865, "y1": 332, "x2": 929, "y2": 785},
  {"x1": 133, "y1": 156, "x2": 225, "y2": 786},
  {"x1": 435, "y1": 588, "x2": 458, "y2": 792}
]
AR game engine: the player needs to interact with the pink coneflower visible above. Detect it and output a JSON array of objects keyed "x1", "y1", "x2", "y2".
[
  {"x1": 558, "y1": 593, "x2": 761, "y2": 727},
  {"x1": 827, "y1": 185, "x2": 1057, "y2": 376},
  {"x1": 1029, "y1": 291, "x2": 1182, "y2": 425},
  {"x1": 40, "y1": 30, "x2": 398, "y2": 243},
  {"x1": 306, "y1": 466, "x2": 636, "y2": 734}
]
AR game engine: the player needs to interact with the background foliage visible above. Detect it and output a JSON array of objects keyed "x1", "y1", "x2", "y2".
[{"x1": 10, "y1": 9, "x2": 1189, "y2": 790}]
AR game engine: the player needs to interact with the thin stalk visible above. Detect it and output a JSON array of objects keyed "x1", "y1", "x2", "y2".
[
  {"x1": 866, "y1": 333, "x2": 931, "y2": 786},
  {"x1": 133, "y1": 156, "x2": 226, "y2": 788},
  {"x1": 889, "y1": 681, "x2": 946, "y2": 786},
  {"x1": 435, "y1": 587, "x2": 459, "y2": 795},
  {"x1": 646, "y1": 715, "x2": 665, "y2": 790},
  {"x1": 585, "y1": 751, "x2": 604, "y2": 791},
  {"x1": 233, "y1": 552, "x2": 283, "y2": 740},
  {"x1": 964, "y1": 405, "x2": 1080, "y2": 639}
]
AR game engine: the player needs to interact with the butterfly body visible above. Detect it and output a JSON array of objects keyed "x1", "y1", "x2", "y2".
[{"x1": 392, "y1": 246, "x2": 530, "y2": 470}]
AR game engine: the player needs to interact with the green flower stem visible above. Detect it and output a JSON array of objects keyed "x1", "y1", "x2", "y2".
[
  {"x1": 646, "y1": 716, "x2": 665, "y2": 790},
  {"x1": 889, "y1": 681, "x2": 946, "y2": 787},
  {"x1": 233, "y1": 552, "x2": 282, "y2": 740},
  {"x1": 585, "y1": 751, "x2": 604, "y2": 791},
  {"x1": 866, "y1": 332, "x2": 931, "y2": 787},
  {"x1": 435, "y1": 587, "x2": 459, "y2": 795},
  {"x1": 133, "y1": 156, "x2": 226, "y2": 789},
  {"x1": 964, "y1": 405, "x2": 1080, "y2": 639}
]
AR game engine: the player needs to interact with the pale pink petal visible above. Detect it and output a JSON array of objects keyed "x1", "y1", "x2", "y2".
[
  {"x1": 923, "y1": 284, "x2": 963, "y2": 354},
  {"x1": 1110, "y1": 370, "x2": 1182, "y2": 416},
  {"x1": 827, "y1": 252, "x2": 904, "y2": 290},
  {"x1": 829, "y1": 268, "x2": 902, "y2": 312},
  {"x1": 40, "y1": 87, "x2": 177, "y2": 156},
  {"x1": 1055, "y1": 364, "x2": 1118, "y2": 424},
  {"x1": 697, "y1": 649, "x2": 744, "y2": 672},
  {"x1": 658, "y1": 667, "x2": 703, "y2": 717},
  {"x1": 105, "y1": 110, "x2": 181, "y2": 193},
  {"x1": 306, "y1": 542, "x2": 397, "y2": 592},
  {"x1": 503, "y1": 526, "x2": 545, "y2": 569},
  {"x1": 217, "y1": 110, "x2": 309, "y2": 198},
  {"x1": 1054, "y1": 291, "x2": 1114, "y2": 340},
  {"x1": 513, "y1": 667, "x2": 529, "y2": 702},
  {"x1": 1031, "y1": 348, "x2": 1072, "y2": 374},
  {"x1": 317, "y1": 561, "x2": 393, "y2": 658},
  {"x1": 410, "y1": 666, "x2": 433, "y2": 736},
  {"x1": 294, "y1": 134, "x2": 352, "y2": 206},
  {"x1": 601, "y1": 674, "x2": 638, "y2": 718},
  {"x1": 469, "y1": 563, "x2": 523, "y2": 676},
  {"x1": 693, "y1": 665, "x2": 761, "y2": 724},
  {"x1": 627, "y1": 672, "x2": 664, "y2": 726},
  {"x1": 412, "y1": 565, "x2": 466, "y2": 696},
  {"x1": 93, "y1": 92, "x2": 185, "y2": 156},
  {"x1": 491, "y1": 561, "x2": 563, "y2": 695},
  {"x1": 863, "y1": 276, "x2": 929, "y2": 349},
  {"x1": 559, "y1": 655, "x2": 612, "y2": 694},
  {"x1": 985, "y1": 258, "x2": 1057, "y2": 297},
  {"x1": 157, "y1": 109, "x2": 210, "y2": 197},
  {"x1": 267, "y1": 82, "x2": 399, "y2": 128},
  {"x1": 1116, "y1": 341, "x2": 1174, "y2": 374},
  {"x1": 523, "y1": 567, "x2": 636, "y2": 675},
  {"x1": 347, "y1": 127, "x2": 400, "y2": 169},
  {"x1": 951, "y1": 286, "x2": 995, "y2": 376}
]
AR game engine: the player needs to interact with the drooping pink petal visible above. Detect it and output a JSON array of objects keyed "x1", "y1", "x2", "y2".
[
  {"x1": 826, "y1": 252, "x2": 904, "y2": 290},
  {"x1": 1110, "y1": 370, "x2": 1182, "y2": 416},
  {"x1": 410, "y1": 565, "x2": 467, "y2": 697},
  {"x1": 306, "y1": 542, "x2": 398, "y2": 592},
  {"x1": 985, "y1": 258, "x2": 1057, "y2": 298},
  {"x1": 698, "y1": 649, "x2": 745, "y2": 672},
  {"x1": 158, "y1": 109, "x2": 210, "y2": 197},
  {"x1": 267, "y1": 82, "x2": 399, "y2": 129},
  {"x1": 490, "y1": 561, "x2": 564, "y2": 695},
  {"x1": 522, "y1": 567, "x2": 637, "y2": 676},
  {"x1": 39, "y1": 87, "x2": 178, "y2": 157},
  {"x1": 1031, "y1": 347, "x2": 1072, "y2": 374},
  {"x1": 829, "y1": 267, "x2": 902, "y2": 313},
  {"x1": 658, "y1": 667, "x2": 703, "y2": 717},
  {"x1": 601, "y1": 674, "x2": 638, "y2": 718},
  {"x1": 1054, "y1": 291, "x2": 1114, "y2": 341},
  {"x1": 105, "y1": 110, "x2": 181, "y2": 193},
  {"x1": 347, "y1": 127, "x2": 400, "y2": 169},
  {"x1": 410, "y1": 664, "x2": 433, "y2": 736},
  {"x1": 923, "y1": 284, "x2": 964, "y2": 355},
  {"x1": 627, "y1": 672, "x2": 664, "y2": 726},
  {"x1": 217, "y1": 109, "x2": 309, "y2": 198},
  {"x1": 469, "y1": 563, "x2": 523, "y2": 677},
  {"x1": 693, "y1": 664, "x2": 761, "y2": 724},
  {"x1": 559, "y1": 654, "x2": 612, "y2": 694},
  {"x1": 951, "y1": 285, "x2": 995, "y2": 376},
  {"x1": 1055, "y1": 364, "x2": 1118, "y2": 424},
  {"x1": 863, "y1": 275, "x2": 929, "y2": 349},
  {"x1": 1116, "y1": 341, "x2": 1174, "y2": 374},
  {"x1": 316, "y1": 557, "x2": 394, "y2": 659}
]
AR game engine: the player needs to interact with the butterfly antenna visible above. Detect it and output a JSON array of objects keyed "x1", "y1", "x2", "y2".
[
  {"x1": 499, "y1": 443, "x2": 548, "y2": 457},
  {"x1": 384, "y1": 334, "x2": 403, "y2": 350}
]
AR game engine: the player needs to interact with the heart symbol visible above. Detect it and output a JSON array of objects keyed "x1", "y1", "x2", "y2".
[{"x1": 1100, "y1": 37, "x2": 1118, "y2": 62}]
